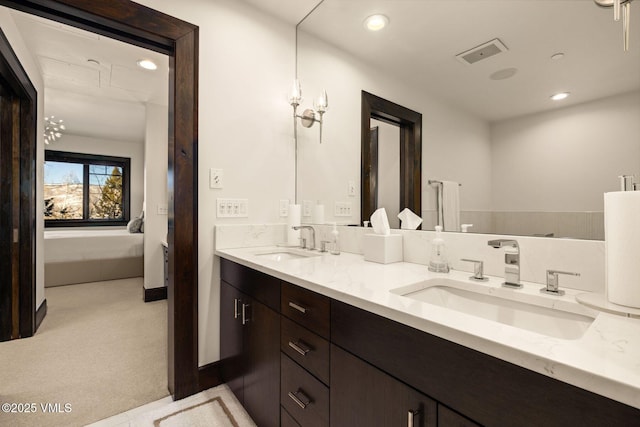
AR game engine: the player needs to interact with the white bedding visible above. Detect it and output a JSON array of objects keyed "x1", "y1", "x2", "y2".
[{"x1": 44, "y1": 228, "x2": 144, "y2": 263}]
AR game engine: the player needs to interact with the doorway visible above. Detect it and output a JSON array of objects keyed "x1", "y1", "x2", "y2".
[
  {"x1": 0, "y1": 27, "x2": 36, "y2": 342},
  {"x1": 0, "y1": 0, "x2": 199, "y2": 400}
]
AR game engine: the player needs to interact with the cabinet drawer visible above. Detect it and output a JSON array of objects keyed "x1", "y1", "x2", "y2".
[
  {"x1": 281, "y1": 282, "x2": 330, "y2": 339},
  {"x1": 281, "y1": 353, "x2": 329, "y2": 427},
  {"x1": 281, "y1": 316, "x2": 330, "y2": 385}
]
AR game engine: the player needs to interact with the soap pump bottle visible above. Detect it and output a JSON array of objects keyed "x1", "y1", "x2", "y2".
[
  {"x1": 428, "y1": 225, "x2": 449, "y2": 273},
  {"x1": 330, "y1": 222, "x2": 340, "y2": 255}
]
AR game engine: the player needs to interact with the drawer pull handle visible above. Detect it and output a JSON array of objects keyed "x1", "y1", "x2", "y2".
[
  {"x1": 241, "y1": 303, "x2": 250, "y2": 325},
  {"x1": 288, "y1": 301, "x2": 307, "y2": 314},
  {"x1": 288, "y1": 389, "x2": 311, "y2": 409},
  {"x1": 408, "y1": 409, "x2": 420, "y2": 427},
  {"x1": 233, "y1": 298, "x2": 240, "y2": 319},
  {"x1": 288, "y1": 340, "x2": 311, "y2": 356}
]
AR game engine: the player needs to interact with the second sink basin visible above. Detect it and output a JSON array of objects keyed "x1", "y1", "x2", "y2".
[{"x1": 392, "y1": 278, "x2": 595, "y2": 340}]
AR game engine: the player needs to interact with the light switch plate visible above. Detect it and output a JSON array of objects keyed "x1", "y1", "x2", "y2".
[
  {"x1": 279, "y1": 199, "x2": 289, "y2": 217},
  {"x1": 348, "y1": 180, "x2": 356, "y2": 197},
  {"x1": 217, "y1": 198, "x2": 248, "y2": 218},
  {"x1": 303, "y1": 200, "x2": 312, "y2": 217},
  {"x1": 209, "y1": 168, "x2": 223, "y2": 189}
]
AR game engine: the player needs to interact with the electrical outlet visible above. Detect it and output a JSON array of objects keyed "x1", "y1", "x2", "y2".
[
  {"x1": 217, "y1": 198, "x2": 249, "y2": 218},
  {"x1": 279, "y1": 199, "x2": 289, "y2": 217},
  {"x1": 303, "y1": 200, "x2": 312, "y2": 217},
  {"x1": 348, "y1": 180, "x2": 356, "y2": 197},
  {"x1": 209, "y1": 168, "x2": 223, "y2": 189}
]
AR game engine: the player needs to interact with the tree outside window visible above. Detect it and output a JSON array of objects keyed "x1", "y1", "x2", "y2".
[{"x1": 44, "y1": 151, "x2": 130, "y2": 227}]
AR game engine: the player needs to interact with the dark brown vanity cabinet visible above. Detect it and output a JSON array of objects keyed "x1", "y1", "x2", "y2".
[
  {"x1": 331, "y1": 344, "x2": 437, "y2": 426},
  {"x1": 280, "y1": 282, "x2": 331, "y2": 427},
  {"x1": 220, "y1": 260, "x2": 281, "y2": 427},
  {"x1": 219, "y1": 260, "x2": 640, "y2": 427}
]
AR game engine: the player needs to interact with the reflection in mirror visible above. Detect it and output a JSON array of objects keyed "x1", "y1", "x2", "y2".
[
  {"x1": 295, "y1": 0, "x2": 640, "y2": 240},
  {"x1": 361, "y1": 91, "x2": 422, "y2": 229},
  {"x1": 371, "y1": 119, "x2": 400, "y2": 229}
]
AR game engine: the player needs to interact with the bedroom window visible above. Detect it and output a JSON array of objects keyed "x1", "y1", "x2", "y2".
[{"x1": 44, "y1": 151, "x2": 131, "y2": 227}]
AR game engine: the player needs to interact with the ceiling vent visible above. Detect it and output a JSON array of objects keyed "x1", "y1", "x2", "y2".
[{"x1": 455, "y1": 38, "x2": 508, "y2": 65}]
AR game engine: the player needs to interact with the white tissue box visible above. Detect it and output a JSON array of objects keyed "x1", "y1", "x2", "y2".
[{"x1": 363, "y1": 234, "x2": 403, "y2": 264}]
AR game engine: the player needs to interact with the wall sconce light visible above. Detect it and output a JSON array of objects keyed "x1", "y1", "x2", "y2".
[
  {"x1": 288, "y1": 79, "x2": 328, "y2": 143},
  {"x1": 594, "y1": 0, "x2": 634, "y2": 51}
]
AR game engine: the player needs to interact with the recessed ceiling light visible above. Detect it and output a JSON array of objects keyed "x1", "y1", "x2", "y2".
[
  {"x1": 364, "y1": 14, "x2": 389, "y2": 31},
  {"x1": 137, "y1": 59, "x2": 157, "y2": 71},
  {"x1": 551, "y1": 53, "x2": 565, "y2": 60},
  {"x1": 550, "y1": 92, "x2": 570, "y2": 101},
  {"x1": 87, "y1": 59, "x2": 100, "y2": 66}
]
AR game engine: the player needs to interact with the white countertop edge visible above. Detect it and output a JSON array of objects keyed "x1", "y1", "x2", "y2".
[{"x1": 215, "y1": 247, "x2": 640, "y2": 409}]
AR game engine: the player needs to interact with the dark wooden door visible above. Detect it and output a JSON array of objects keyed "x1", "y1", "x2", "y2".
[
  {"x1": 243, "y1": 298, "x2": 280, "y2": 427},
  {"x1": 220, "y1": 280, "x2": 245, "y2": 403},
  {"x1": 331, "y1": 344, "x2": 436, "y2": 427}
]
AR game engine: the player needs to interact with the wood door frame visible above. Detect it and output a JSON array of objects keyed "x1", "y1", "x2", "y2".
[
  {"x1": 361, "y1": 91, "x2": 422, "y2": 227},
  {"x1": 0, "y1": 28, "x2": 37, "y2": 342},
  {"x1": 0, "y1": 0, "x2": 200, "y2": 400}
]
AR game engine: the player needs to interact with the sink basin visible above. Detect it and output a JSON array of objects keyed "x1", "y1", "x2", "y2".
[
  {"x1": 392, "y1": 279, "x2": 595, "y2": 340},
  {"x1": 254, "y1": 248, "x2": 321, "y2": 261}
]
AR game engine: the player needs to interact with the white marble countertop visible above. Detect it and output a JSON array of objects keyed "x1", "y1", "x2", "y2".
[{"x1": 216, "y1": 246, "x2": 640, "y2": 409}]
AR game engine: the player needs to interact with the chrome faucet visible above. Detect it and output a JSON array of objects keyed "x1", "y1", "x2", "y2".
[
  {"x1": 540, "y1": 270, "x2": 580, "y2": 296},
  {"x1": 292, "y1": 225, "x2": 315, "y2": 250},
  {"x1": 487, "y1": 239, "x2": 521, "y2": 288}
]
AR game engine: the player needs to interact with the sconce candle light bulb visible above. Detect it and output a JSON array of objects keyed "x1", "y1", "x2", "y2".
[{"x1": 289, "y1": 81, "x2": 328, "y2": 143}]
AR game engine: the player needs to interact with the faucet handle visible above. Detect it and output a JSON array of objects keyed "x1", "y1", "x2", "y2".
[
  {"x1": 540, "y1": 269, "x2": 580, "y2": 295},
  {"x1": 320, "y1": 240, "x2": 331, "y2": 253},
  {"x1": 461, "y1": 258, "x2": 488, "y2": 282}
]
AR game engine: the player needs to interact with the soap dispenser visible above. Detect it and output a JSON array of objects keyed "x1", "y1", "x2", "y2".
[
  {"x1": 330, "y1": 222, "x2": 340, "y2": 255},
  {"x1": 428, "y1": 226, "x2": 449, "y2": 273}
]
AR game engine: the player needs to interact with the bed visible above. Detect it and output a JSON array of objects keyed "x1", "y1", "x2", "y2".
[{"x1": 44, "y1": 228, "x2": 144, "y2": 287}]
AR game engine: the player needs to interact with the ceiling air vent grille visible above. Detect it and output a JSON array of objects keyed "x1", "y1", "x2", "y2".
[{"x1": 455, "y1": 38, "x2": 508, "y2": 65}]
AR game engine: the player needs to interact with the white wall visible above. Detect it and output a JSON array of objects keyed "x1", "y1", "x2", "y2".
[
  {"x1": 47, "y1": 133, "x2": 145, "y2": 218},
  {"x1": 136, "y1": 0, "x2": 296, "y2": 366},
  {"x1": 0, "y1": 8, "x2": 46, "y2": 310},
  {"x1": 144, "y1": 103, "x2": 168, "y2": 289},
  {"x1": 295, "y1": 31, "x2": 493, "y2": 226},
  {"x1": 491, "y1": 91, "x2": 640, "y2": 212}
]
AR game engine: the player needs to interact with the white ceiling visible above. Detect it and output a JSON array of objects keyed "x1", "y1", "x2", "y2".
[
  {"x1": 293, "y1": 0, "x2": 640, "y2": 122},
  {"x1": 238, "y1": 0, "x2": 320, "y2": 25},
  {"x1": 9, "y1": 9, "x2": 169, "y2": 143}
]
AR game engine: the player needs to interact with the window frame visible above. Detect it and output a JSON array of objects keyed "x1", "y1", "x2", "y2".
[{"x1": 44, "y1": 150, "x2": 131, "y2": 228}]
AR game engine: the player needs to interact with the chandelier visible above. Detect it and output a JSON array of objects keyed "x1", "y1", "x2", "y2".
[{"x1": 44, "y1": 116, "x2": 65, "y2": 144}]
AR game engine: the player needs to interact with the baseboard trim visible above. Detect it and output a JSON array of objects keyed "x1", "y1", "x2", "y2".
[
  {"x1": 35, "y1": 299, "x2": 47, "y2": 332},
  {"x1": 198, "y1": 361, "x2": 222, "y2": 392},
  {"x1": 143, "y1": 286, "x2": 167, "y2": 302}
]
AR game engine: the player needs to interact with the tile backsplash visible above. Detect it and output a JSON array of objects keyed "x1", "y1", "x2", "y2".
[{"x1": 215, "y1": 223, "x2": 605, "y2": 293}]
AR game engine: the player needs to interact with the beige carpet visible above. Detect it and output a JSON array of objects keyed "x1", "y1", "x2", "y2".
[
  {"x1": 0, "y1": 278, "x2": 168, "y2": 427},
  {"x1": 129, "y1": 384, "x2": 256, "y2": 427}
]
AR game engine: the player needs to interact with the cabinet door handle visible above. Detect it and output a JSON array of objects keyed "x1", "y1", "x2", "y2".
[
  {"x1": 288, "y1": 301, "x2": 307, "y2": 314},
  {"x1": 288, "y1": 389, "x2": 312, "y2": 409},
  {"x1": 288, "y1": 340, "x2": 311, "y2": 356},
  {"x1": 241, "y1": 303, "x2": 250, "y2": 325},
  {"x1": 233, "y1": 298, "x2": 240, "y2": 319},
  {"x1": 408, "y1": 409, "x2": 420, "y2": 427}
]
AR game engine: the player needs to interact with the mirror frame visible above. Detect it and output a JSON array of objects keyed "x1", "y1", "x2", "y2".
[{"x1": 361, "y1": 91, "x2": 422, "y2": 227}]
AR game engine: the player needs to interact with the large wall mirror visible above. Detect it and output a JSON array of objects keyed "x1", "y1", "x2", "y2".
[{"x1": 294, "y1": 0, "x2": 640, "y2": 240}]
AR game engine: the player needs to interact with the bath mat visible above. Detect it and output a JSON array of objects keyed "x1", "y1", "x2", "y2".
[{"x1": 130, "y1": 384, "x2": 256, "y2": 427}]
